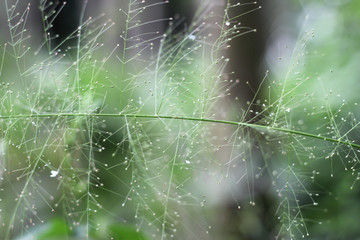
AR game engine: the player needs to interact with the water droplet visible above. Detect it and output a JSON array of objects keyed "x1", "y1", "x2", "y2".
[
  {"x1": 188, "y1": 34, "x2": 196, "y2": 40},
  {"x1": 50, "y1": 170, "x2": 59, "y2": 178}
]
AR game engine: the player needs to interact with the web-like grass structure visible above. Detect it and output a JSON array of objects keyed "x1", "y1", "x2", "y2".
[{"x1": 0, "y1": 0, "x2": 359, "y2": 239}]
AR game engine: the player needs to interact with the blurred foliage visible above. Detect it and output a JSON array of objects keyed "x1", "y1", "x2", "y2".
[
  {"x1": 1, "y1": 0, "x2": 360, "y2": 240},
  {"x1": 267, "y1": 0, "x2": 360, "y2": 239}
]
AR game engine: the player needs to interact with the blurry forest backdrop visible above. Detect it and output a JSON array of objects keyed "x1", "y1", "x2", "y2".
[{"x1": 1, "y1": 0, "x2": 360, "y2": 239}]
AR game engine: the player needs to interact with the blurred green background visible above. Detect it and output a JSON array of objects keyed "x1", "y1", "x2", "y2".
[{"x1": 1, "y1": 0, "x2": 360, "y2": 239}]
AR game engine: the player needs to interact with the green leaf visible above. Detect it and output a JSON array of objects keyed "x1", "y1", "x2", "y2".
[
  {"x1": 107, "y1": 224, "x2": 148, "y2": 240},
  {"x1": 35, "y1": 219, "x2": 72, "y2": 240}
]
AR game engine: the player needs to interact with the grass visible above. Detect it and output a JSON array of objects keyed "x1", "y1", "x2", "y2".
[{"x1": 0, "y1": 0, "x2": 359, "y2": 239}]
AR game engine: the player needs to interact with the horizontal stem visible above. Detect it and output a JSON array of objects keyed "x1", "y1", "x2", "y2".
[{"x1": 1, "y1": 112, "x2": 359, "y2": 149}]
